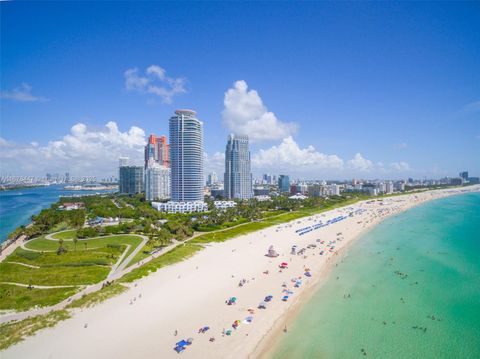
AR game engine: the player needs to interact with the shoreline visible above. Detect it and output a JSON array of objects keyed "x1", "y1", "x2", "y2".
[
  {"x1": 252, "y1": 228, "x2": 359, "y2": 359},
  {"x1": 251, "y1": 187, "x2": 480, "y2": 359},
  {"x1": 2, "y1": 186, "x2": 479, "y2": 358}
]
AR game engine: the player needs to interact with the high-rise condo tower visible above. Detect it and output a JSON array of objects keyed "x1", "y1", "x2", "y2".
[
  {"x1": 169, "y1": 109, "x2": 204, "y2": 202},
  {"x1": 224, "y1": 134, "x2": 253, "y2": 200}
]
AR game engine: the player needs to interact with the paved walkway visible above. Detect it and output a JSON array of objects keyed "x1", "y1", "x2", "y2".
[
  {"x1": 0, "y1": 282, "x2": 80, "y2": 289},
  {"x1": 3, "y1": 261, "x2": 40, "y2": 269}
]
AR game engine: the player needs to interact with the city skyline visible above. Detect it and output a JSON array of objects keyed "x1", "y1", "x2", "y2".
[{"x1": 1, "y1": 2, "x2": 479, "y2": 179}]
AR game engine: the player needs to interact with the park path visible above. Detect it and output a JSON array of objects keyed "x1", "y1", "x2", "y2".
[
  {"x1": 3, "y1": 261, "x2": 40, "y2": 269},
  {"x1": 114, "y1": 236, "x2": 148, "y2": 274},
  {"x1": 0, "y1": 282, "x2": 80, "y2": 289},
  {"x1": 107, "y1": 245, "x2": 131, "y2": 278}
]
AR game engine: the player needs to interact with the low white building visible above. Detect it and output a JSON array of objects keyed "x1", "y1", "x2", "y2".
[
  {"x1": 254, "y1": 195, "x2": 271, "y2": 202},
  {"x1": 289, "y1": 194, "x2": 308, "y2": 200},
  {"x1": 213, "y1": 200, "x2": 237, "y2": 210},
  {"x1": 151, "y1": 201, "x2": 208, "y2": 214}
]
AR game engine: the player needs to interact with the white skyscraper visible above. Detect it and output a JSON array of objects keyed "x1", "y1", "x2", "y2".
[
  {"x1": 169, "y1": 109, "x2": 204, "y2": 202},
  {"x1": 224, "y1": 134, "x2": 253, "y2": 200},
  {"x1": 145, "y1": 159, "x2": 170, "y2": 201}
]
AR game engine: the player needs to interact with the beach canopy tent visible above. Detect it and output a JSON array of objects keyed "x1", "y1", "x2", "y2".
[
  {"x1": 282, "y1": 295, "x2": 289, "y2": 301},
  {"x1": 266, "y1": 245, "x2": 279, "y2": 257},
  {"x1": 227, "y1": 297, "x2": 237, "y2": 305},
  {"x1": 176, "y1": 340, "x2": 189, "y2": 347},
  {"x1": 258, "y1": 301, "x2": 267, "y2": 309}
]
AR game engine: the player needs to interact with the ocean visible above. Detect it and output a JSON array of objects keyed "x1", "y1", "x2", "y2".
[
  {"x1": 0, "y1": 185, "x2": 115, "y2": 244},
  {"x1": 269, "y1": 192, "x2": 480, "y2": 359}
]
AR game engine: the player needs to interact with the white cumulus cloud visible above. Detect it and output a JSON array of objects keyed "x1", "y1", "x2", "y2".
[
  {"x1": 0, "y1": 122, "x2": 146, "y2": 177},
  {"x1": 252, "y1": 136, "x2": 343, "y2": 172},
  {"x1": 347, "y1": 153, "x2": 374, "y2": 171},
  {"x1": 1, "y1": 83, "x2": 49, "y2": 102},
  {"x1": 222, "y1": 80, "x2": 297, "y2": 142},
  {"x1": 124, "y1": 65, "x2": 186, "y2": 104},
  {"x1": 390, "y1": 161, "x2": 411, "y2": 171},
  {"x1": 204, "y1": 151, "x2": 225, "y2": 175}
]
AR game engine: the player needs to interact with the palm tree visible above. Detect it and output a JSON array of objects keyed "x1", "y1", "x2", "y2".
[
  {"x1": 84, "y1": 242, "x2": 88, "y2": 251},
  {"x1": 73, "y1": 238, "x2": 78, "y2": 251}
]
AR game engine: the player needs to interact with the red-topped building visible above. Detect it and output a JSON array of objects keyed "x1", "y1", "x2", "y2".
[{"x1": 145, "y1": 134, "x2": 169, "y2": 168}]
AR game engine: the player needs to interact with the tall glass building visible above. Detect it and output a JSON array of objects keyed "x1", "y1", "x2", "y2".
[
  {"x1": 119, "y1": 166, "x2": 144, "y2": 194},
  {"x1": 278, "y1": 174, "x2": 290, "y2": 193},
  {"x1": 224, "y1": 134, "x2": 253, "y2": 199},
  {"x1": 169, "y1": 109, "x2": 204, "y2": 202}
]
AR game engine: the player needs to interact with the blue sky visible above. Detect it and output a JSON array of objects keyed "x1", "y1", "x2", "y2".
[{"x1": 1, "y1": 1, "x2": 479, "y2": 179}]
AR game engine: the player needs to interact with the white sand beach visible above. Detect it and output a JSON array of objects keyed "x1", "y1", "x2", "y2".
[{"x1": 3, "y1": 186, "x2": 479, "y2": 359}]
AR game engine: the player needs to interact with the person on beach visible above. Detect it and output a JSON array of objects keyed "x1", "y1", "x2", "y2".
[
  {"x1": 174, "y1": 330, "x2": 178, "y2": 336},
  {"x1": 284, "y1": 324, "x2": 288, "y2": 333}
]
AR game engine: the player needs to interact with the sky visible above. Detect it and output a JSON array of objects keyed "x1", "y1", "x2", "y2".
[{"x1": 1, "y1": 1, "x2": 479, "y2": 180}]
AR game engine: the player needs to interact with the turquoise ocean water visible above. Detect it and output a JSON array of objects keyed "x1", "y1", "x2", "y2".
[
  {"x1": 270, "y1": 192, "x2": 480, "y2": 359},
  {"x1": 0, "y1": 185, "x2": 114, "y2": 244}
]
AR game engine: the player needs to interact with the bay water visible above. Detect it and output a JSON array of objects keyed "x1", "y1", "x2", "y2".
[{"x1": 0, "y1": 185, "x2": 114, "y2": 244}]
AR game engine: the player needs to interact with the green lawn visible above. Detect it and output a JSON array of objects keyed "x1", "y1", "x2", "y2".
[
  {"x1": 51, "y1": 230, "x2": 77, "y2": 240},
  {"x1": 0, "y1": 234, "x2": 147, "y2": 311},
  {"x1": 195, "y1": 218, "x2": 249, "y2": 232},
  {"x1": 6, "y1": 247, "x2": 120, "y2": 267},
  {"x1": 192, "y1": 221, "x2": 272, "y2": 243},
  {"x1": 50, "y1": 221, "x2": 69, "y2": 233},
  {"x1": 120, "y1": 243, "x2": 203, "y2": 283},
  {"x1": 0, "y1": 284, "x2": 78, "y2": 311},
  {"x1": 0, "y1": 262, "x2": 110, "y2": 286},
  {"x1": 24, "y1": 234, "x2": 144, "y2": 253},
  {"x1": 127, "y1": 244, "x2": 157, "y2": 267},
  {"x1": 261, "y1": 210, "x2": 287, "y2": 218}
]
